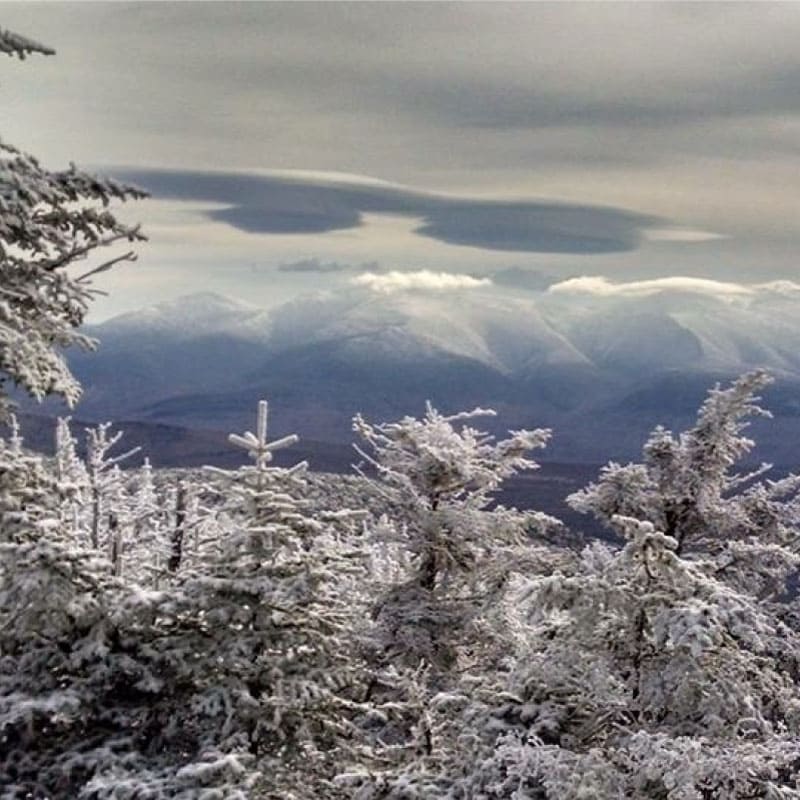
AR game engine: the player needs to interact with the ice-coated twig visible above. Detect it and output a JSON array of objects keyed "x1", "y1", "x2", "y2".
[{"x1": 227, "y1": 400, "x2": 305, "y2": 474}]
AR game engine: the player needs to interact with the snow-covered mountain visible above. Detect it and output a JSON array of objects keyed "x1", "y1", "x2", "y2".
[
  {"x1": 90, "y1": 291, "x2": 271, "y2": 343},
  {"x1": 263, "y1": 290, "x2": 589, "y2": 373},
  {"x1": 45, "y1": 284, "x2": 800, "y2": 465},
  {"x1": 540, "y1": 284, "x2": 800, "y2": 377},
  {"x1": 88, "y1": 284, "x2": 800, "y2": 379}
]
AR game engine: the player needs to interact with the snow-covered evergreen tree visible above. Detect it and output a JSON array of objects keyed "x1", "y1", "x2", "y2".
[
  {"x1": 347, "y1": 404, "x2": 566, "y2": 797},
  {"x1": 0, "y1": 431, "x2": 126, "y2": 796},
  {"x1": 353, "y1": 402, "x2": 557, "y2": 673},
  {"x1": 0, "y1": 29, "x2": 144, "y2": 421},
  {"x1": 128, "y1": 400, "x2": 369, "y2": 798},
  {"x1": 0, "y1": 419, "x2": 58, "y2": 542},
  {"x1": 0, "y1": 27, "x2": 259, "y2": 798},
  {"x1": 461, "y1": 373, "x2": 800, "y2": 799},
  {"x1": 84, "y1": 422, "x2": 139, "y2": 553},
  {"x1": 126, "y1": 457, "x2": 171, "y2": 585},
  {"x1": 0, "y1": 35, "x2": 159, "y2": 792},
  {"x1": 474, "y1": 514, "x2": 800, "y2": 799},
  {"x1": 54, "y1": 415, "x2": 90, "y2": 539},
  {"x1": 569, "y1": 370, "x2": 800, "y2": 598},
  {"x1": 0, "y1": 424, "x2": 265, "y2": 797},
  {"x1": 132, "y1": 457, "x2": 159, "y2": 537}
]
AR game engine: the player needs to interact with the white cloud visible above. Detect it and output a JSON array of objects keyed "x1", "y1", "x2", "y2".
[
  {"x1": 351, "y1": 270, "x2": 492, "y2": 293},
  {"x1": 644, "y1": 228, "x2": 727, "y2": 243},
  {"x1": 548, "y1": 275, "x2": 759, "y2": 298}
]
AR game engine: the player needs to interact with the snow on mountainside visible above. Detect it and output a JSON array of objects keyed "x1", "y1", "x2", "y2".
[
  {"x1": 91, "y1": 292, "x2": 271, "y2": 342},
  {"x1": 89, "y1": 283, "x2": 800, "y2": 380},
  {"x1": 540, "y1": 285, "x2": 800, "y2": 377},
  {"x1": 264, "y1": 290, "x2": 588, "y2": 372},
  {"x1": 45, "y1": 281, "x2": 800, "y2": 465}
]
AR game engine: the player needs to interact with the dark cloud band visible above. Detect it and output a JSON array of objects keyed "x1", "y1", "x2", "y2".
[{"x1": 116, "y1": 169, "x2": 658, "y2": 255}]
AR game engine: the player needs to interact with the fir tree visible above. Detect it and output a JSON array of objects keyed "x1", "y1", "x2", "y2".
[
  {"x1": 54, "y1": 415, "x2": 90, "y2": 540},
  {"x1": 347, "y1": 404, "x2": 564, "y2": 797},
  {"x1": 137, "y1": 400, "x2": 367, "y2": 798},
  {"x1": 465, "y1": 374, "x2": 800, "y2": 799},
  {"x1": 569, "y1": 371, "x2": 800, "y2": 598},
  {"x1": 84, "y1": 422, "x2": 139, "y2": 552},
  {"x1": 0, "y1": 28, "x2": 144, "y2": 421},
  {"x1": 477, "y1": 515, "x2": 800, "y2": 799},
  {"x1": 353, "y1": 402, "x2": 557, "y2": 673}
]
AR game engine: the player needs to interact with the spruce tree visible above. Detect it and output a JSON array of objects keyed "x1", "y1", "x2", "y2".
[
  {"x1": 143, "y1": 400, "x2": 367, "y2": 798},
  {"x1": 0, "y1": 28, "x2": 144, "y2": 421},
  {"x1": 467, "y1": 374, "x2": 800, "y2": 799},
  {"x1": 346, "y1": 403, "x2": 564, "y2": 797}
]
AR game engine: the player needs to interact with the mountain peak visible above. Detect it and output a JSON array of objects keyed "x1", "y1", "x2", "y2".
[{"x1": 94, "y1": 292, "x2": 266, "y2": 339}]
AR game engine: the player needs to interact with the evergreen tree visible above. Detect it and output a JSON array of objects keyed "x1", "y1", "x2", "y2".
[
  {"x1": 477, "y1": 515, "x2": 800, "y2": 799},
  {"x1": 465, "y1": 374, "x2": 800, "y2": 799},
  {"x1": 353, "y1": 402, "x2": 558, "y2": 673},
  {"x1": 0, "y1": 432, "x2": 119, "y2": 796},
  {"x1": 134, "y1": 400, "x2": 367, "y2": 798},
  {"x1": 347, "y1": 404, "x2": 565, "y2": 797},
  {"x1": 84, "y1": 422, "x2": 139, "y2": 552},
  {"x1": 569, "y1": 371, "x2": 800, "y2": 598},
  {"x1": 0, "y1": 28, "x2": 144, "y2": 421},
  {"x1": 54, "y1": 415, "x2": 90, "y2": 540}
]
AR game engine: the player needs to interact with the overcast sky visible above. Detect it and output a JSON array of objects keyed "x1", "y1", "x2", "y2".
[{"x1": 3, "y1": 2, "x2": 800, "y2": 318}]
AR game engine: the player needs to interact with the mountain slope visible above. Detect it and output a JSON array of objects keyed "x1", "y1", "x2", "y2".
[{"x1": 37, "y1": 285, "x2": 800, "y2": 465}]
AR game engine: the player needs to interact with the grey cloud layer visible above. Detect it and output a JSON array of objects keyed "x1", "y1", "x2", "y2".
[
  {"x1": 3, "y1": 0, "x2": 798, "y2": 300},
  {"x1": 5, "y1": 4, "x2": 800, "y2": 175},
  {"x1": 117, "y1": 169, "x2": 657, "y2": 254}
]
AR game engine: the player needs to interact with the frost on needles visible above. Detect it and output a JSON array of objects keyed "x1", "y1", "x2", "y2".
[{"x1": 474, "y1": 372, "x2": 800, "y2": 800}]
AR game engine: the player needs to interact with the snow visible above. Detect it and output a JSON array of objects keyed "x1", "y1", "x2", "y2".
[
  {"x1": 88, "y1": 281, "x2": 800, "y2": 381},
  {"x1": 95, "y1": 291, "x2": 270, "y2": 341}
]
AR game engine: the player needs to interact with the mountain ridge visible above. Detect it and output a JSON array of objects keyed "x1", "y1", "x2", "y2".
[{"x1": 30, "y1": 285, "x2": 800, "y2": 466}]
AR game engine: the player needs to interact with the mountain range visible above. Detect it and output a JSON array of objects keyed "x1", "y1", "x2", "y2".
[{"x1": 22, "y1": 281, "x2": 800, "y2": 469}]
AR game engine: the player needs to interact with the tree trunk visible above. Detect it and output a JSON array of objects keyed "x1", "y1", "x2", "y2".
[
  {"x1": 90, "y1": 481, "x2": 100, "y2": 549},
  {"x1": 108, "y1": 511, "x2": 121, "y2": 577},
  {"x1": 168, "y1": 480, "x2": 187, "y2": 572}
]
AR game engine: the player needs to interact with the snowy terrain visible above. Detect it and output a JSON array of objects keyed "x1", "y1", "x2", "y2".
[{"x1": 42, "y1": 282, "x2": 800, "y2": 466}]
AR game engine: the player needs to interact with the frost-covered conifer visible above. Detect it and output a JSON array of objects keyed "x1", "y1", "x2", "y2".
[
  {"x1": 55, "y1": 415, "x2": 88, "y2": 486},
  {"x1": 347, "y1": 404, "x2": 565, "y2": 797},
  {"x1": 0, "y1": 428, "x2": 264, "y2": 797},
  {"x1": 0, "y1": 27, "x2": 258, "y2": 799},
  {"x1": 126, "y1": 457, "x2": 171, "y2": 585},
  {"x1": 0, "y1": 29, "x2": 144, "y2": 421},
  {"x1": 353, "y1": 402, "x2": 557, "y2": 672},
  {"x1": 0, "y1": 421, "x2": 57, "y2": 542},
  {"x1": 132, "y1": 400, "x2": 367, "y2": 798},
  {"x1": 85, "y1": 422, "x2": 139, "y2": 551},
  {"x1": 132, "y1": 457, "x2": 159, "y2": 535},
  {"x1": 569, "y1": 370, "x2": 800, "y2": 598},
  {"x1": 457, "y1": 374, "x2": 800, "y2": 798},
  {"x1": 473, "y1": 514, "x2": 800, "y2": 798},
  {"x1": 54, "y1": 415, "x2": 90, "y2": 537},
  {"x1": 0, "y1": 432, "x2": 120, "y2": 796}
]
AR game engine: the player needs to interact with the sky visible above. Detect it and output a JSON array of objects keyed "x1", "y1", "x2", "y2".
[{"x1": 2, "y1": 1, "x2": 800, "y2": 319}]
